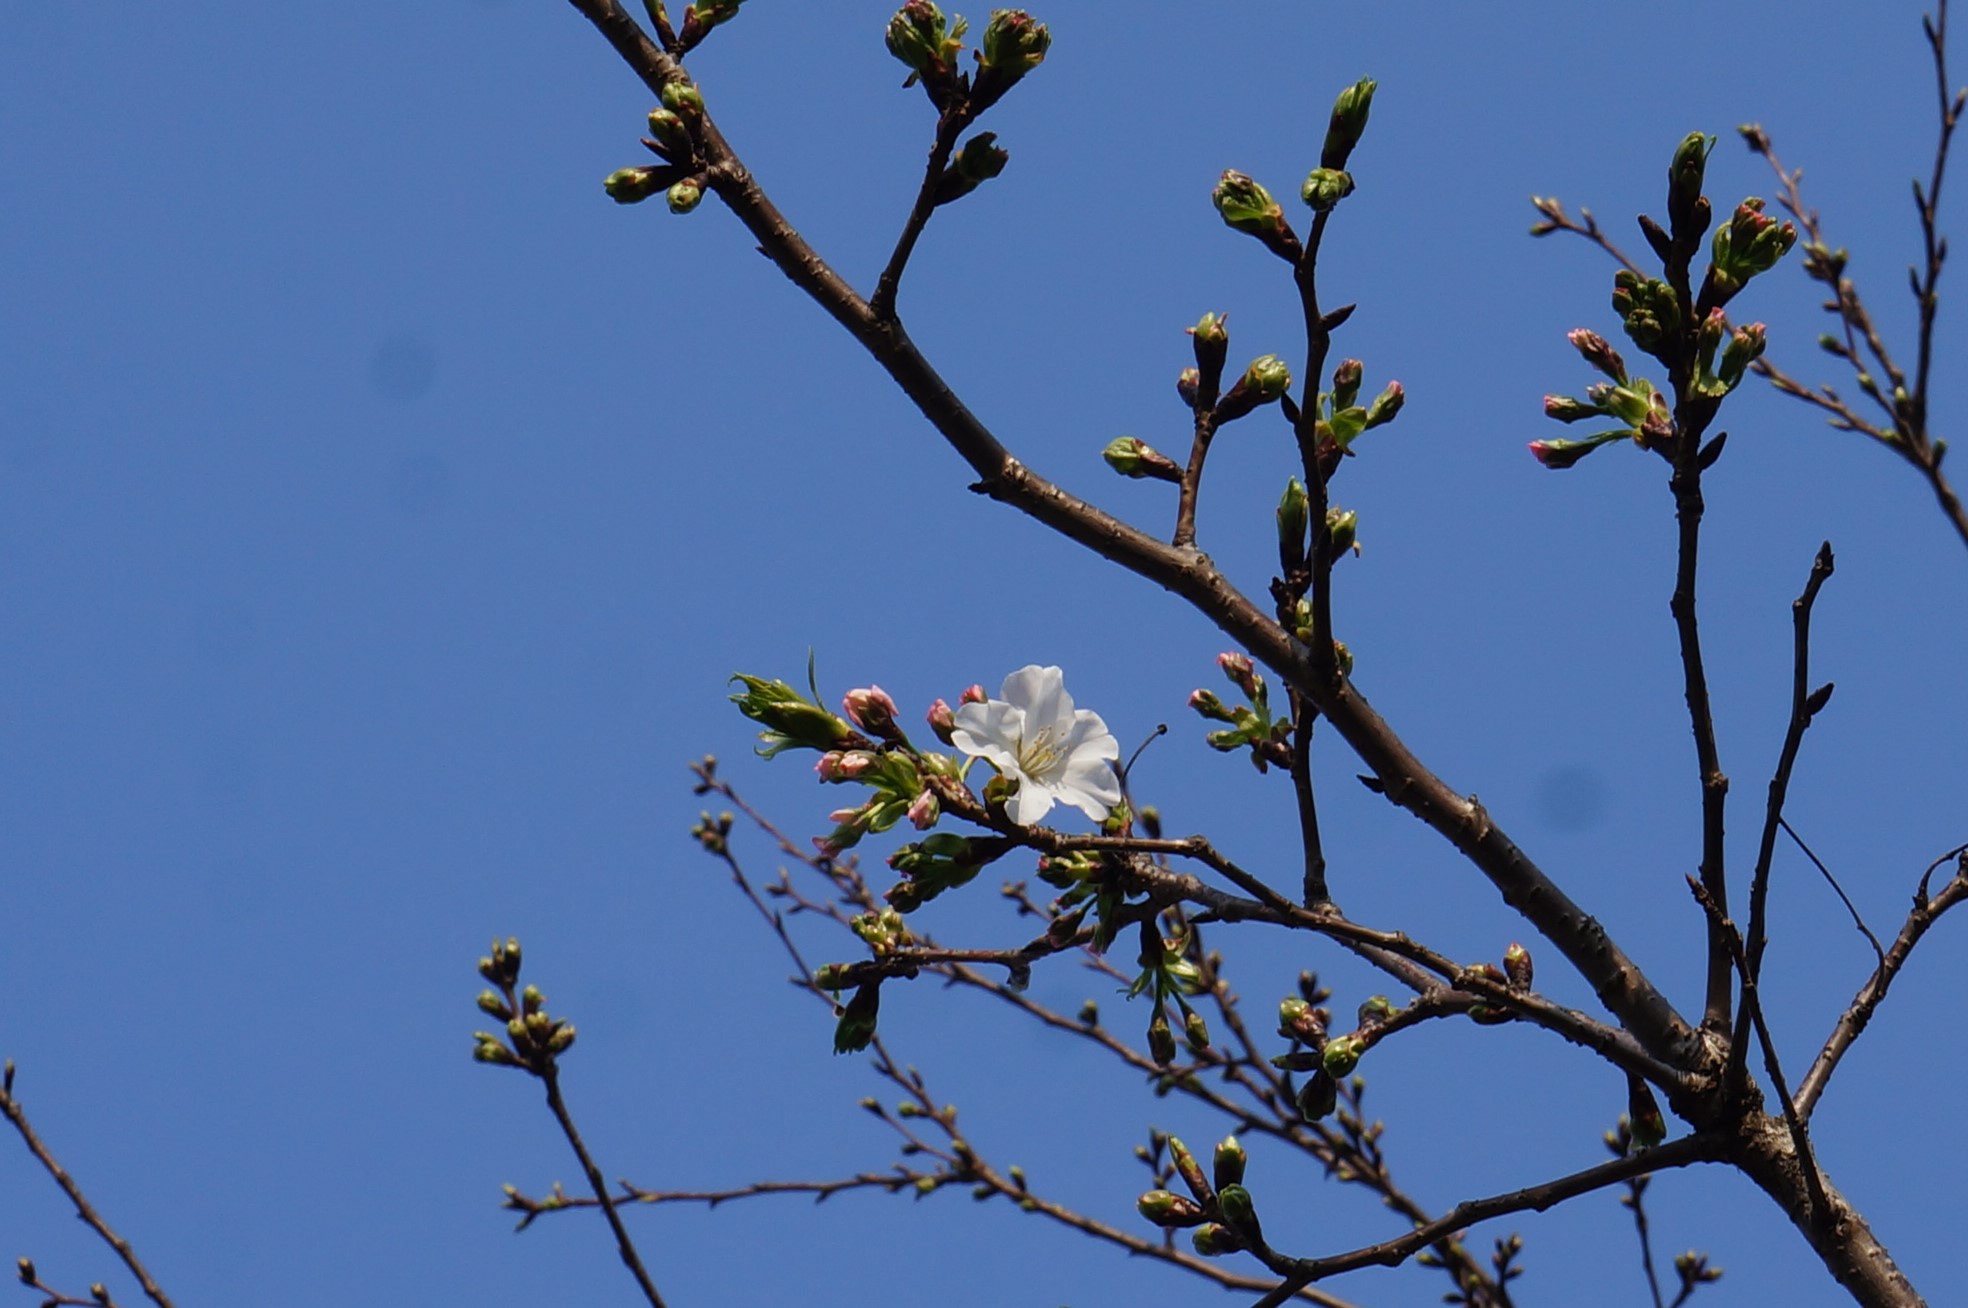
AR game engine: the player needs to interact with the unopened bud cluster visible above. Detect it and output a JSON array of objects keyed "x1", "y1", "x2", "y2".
[
  {"x1": 1188, "y1": 650, "x2": 1290, "y2": 772},
  {"x1": 1138, "y1": 1133, "x2": 1267, "y2": 1255},
  {"x1": 471, "y1": 937, "x2": 578, "y2": 1073}
]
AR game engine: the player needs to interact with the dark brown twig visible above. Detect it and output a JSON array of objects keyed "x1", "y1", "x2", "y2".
[
  {"x1": 1248, "y1": 1134, "x2": 1726, "y2": 1307},
  {"x1": 871, "y1": 107, "x2": 970, "y2": 321},
  {"x1": 1290, "y1": 704, "x2": 1329, "y2": 906},
  {"x1": 1528, "y1": 195, "x2": 1646, "y2": 275},
  {"x1": 0, "y1": 1064, "x2": 179, "y2": 1308},
  {"x1": 1796, "y1": 845, "x2": 1968, "y2": 1116},
  {"x1": 1744, "y1": 542, "x2": 1837, "y2": 991},
  {"x1": 538, "y1": 1068, "x2": 670, "y2": 1308}
]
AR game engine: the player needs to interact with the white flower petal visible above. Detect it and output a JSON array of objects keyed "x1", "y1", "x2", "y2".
[
  {"x1": 1005, "y1": 779, "x2": 1057, "y2": 826},
  {"x1": 1000, "y1": 664, "x2": 1069, "y2": 727}
]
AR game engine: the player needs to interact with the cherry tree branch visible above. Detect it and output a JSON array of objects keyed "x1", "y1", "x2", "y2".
[
  {"x1": 558, "y1": 0, "x2": 1705, "y2": 1077},
  {"x1": 1248, "y1": 1134, "x2": 1727, "y2": 1307},
  {"x1": 1796, "y1": 845, "x2": 1968, "y2": 1117},
  {"x1": 0, "y1": 1063, "x2": 179, "y2": 1308}
]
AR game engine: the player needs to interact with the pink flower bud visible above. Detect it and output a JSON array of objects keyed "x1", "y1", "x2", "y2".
[
  {"x1": 926, "y1": 699, "x2": 958, "y2": 745},
  {"x1": 907, "y1": 789, "x2": 939, "y2": 830},
  {"x1": 960, "y1": 684, "x2": 987, "y2": 705},
  {"x1": 842, "y1": 685, "x2": 902, "y2": 739},
  {"x1": 1217, "y1": 651, "x2": 1260, "y2": 700},
  {"x1": 815, "y1": 750, "x2": 876, "y2": 782}
]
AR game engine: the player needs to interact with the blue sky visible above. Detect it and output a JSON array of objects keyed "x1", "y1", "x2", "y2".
[{"x1": 4, "y1": 3, "x2": 1965, "y2": 1305}]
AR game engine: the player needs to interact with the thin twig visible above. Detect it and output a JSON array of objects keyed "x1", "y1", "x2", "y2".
[
  {"x1": 1734, "y1": 543, "x2": 1836, "y2": 1094},
  {"x1": 1290, "y1": 704, "x2": 1329, "y2": 906},
  {"x1": 1624, "y1": 1171, "x2": 1667, "y2": 1308},
  {"x1": 541, "y1": 1066, "x2": 668, "y2": 1305},
  {"x1": 1743, "y1": 12, "x2": 1968, "y2": 554},
  {"x1": 871, "y1": 108, "x2": 970, "y2": 321},
  {"x1": 0, "y1": 1065, "x2": 179, "y2": 1308},
  {"x1": 1248, "y1": 1134, "x2": 1726, "y2": 1307},
  {"x1": 1778, "y1": 819, "x2": 1885, "y2": 968},
  {"x1": 1796, "y1": 845, "x2": 1968, "y2": 1116},
  {"x1": 1744, "y1": 544, "x2": 1836, "y2": 980},
  {"x1": 1528, "y1": 195, "x2": 1646, "y2": 275}
]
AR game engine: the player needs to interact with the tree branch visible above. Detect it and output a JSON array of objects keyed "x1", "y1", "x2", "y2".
[
  {"x1": 559, "y1": 0, "x2": 1706, "y2": 1076},
  {"x1": 0, "y1": 1064, "x2": 179, "y2": 1308},
  {"x1": 1248, "y1": 1134, "x2": 1727, "y2": 1307},
  {"x1": 1796, "y1": 845, "x2": 1968, "y2": 1117}
]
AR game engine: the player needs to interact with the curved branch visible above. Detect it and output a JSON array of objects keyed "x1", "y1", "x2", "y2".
[
  {"x1": 1249, "y1": 1133, "x2": 1728, "y2": 1307},
  {"x1": 1796, "y1": 846, "x2": 1968, "y2": 1117}
]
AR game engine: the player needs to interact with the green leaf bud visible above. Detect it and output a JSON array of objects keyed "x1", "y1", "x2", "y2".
[
  {"x1": 1188, "y1": 310, "x2": 1230, "y2": 383},
  {"x1": 1277, "y1": 477, "x2": 1309, "y2": 572},
  {"x1": 1166, "y1": 1135, "x2": 1213, "y2": 1202},
  {"x1": 1321, "y1": 1033, "x2": 1365, "y2": 1077},
  {"x1": 1364, "y1": 381, "x2": 1404, "y2": 429},
  {"x1": 885, "y1": 2, "x2": 967, "y2": 106},
  {"x1": 1191, "y1": 1222, "x2": 1244, "y2": 1257},
  {"x1": 1504, "y1": 941, "x2": 1534, "y2": 991},
  {"x1": 1215, "y1": 1183, "x2": 1261, "y2": 1240},
  {"x1": 1356, "y1": 994, "x2": 1396, "y2": 1026},
  {"x1": 1215, "y1": 354, "x2": 1293, "y2": 423},
  {"x1": 1300, "y1": 166, "x2": 1355, "y2": 212},
  {"x1": 603, "y1": 167, "x2": 667, "y2": 205},
  {"x1": 1666, "y1": 132, "x2": 1715, "y2": 236},
  {"x1": 972, "y1": 9, "x2": 1050, "y2": 109},
  {"x1": 1326, "y1": 507, "x2": 1359, "y2": 556},
  {"x1": 1183, "y1": 1008, "x2": 1211, "y2": 1052},
  {"x1": 1212, "y1": 1135, "x2": 1247, "y2": 1190},
  {"x1": 645, "y1": 107, "x2": 691, "y2": 157},
  {"x1": 1716, "y1": 321, "x2": 1768, "y2": 389},
  {"x1": 1103, "y1": 435, "x2": 1180, "y2": 482},
  {"x1": 1148, "y1": 1010, "x2": 1178, "y2": 1066},
  {"x1": 935, "y1": 132, "x2": 1010, "y2": 205},
  {"x1": 1138, "y1": 1188, "x2": 1208, "y2": 1227},
  {"x1": 728, "y1": 673, "x2": 854, "y2": 756},
  {"x1": 1212, "y1": 171, "x2": 1301, "y2": 261},
  {"x1": 659, "y1": 80, "x2": 705, "y2": 117},
  {"x1": 1321, "y1": 77, "x2": 1377, "y2": 170},
  {"x1": 666, "y1": 179, "x2": 704, "y2": 214}
]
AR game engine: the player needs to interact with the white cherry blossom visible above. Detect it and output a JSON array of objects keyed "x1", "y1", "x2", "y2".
[{"x1": 950, "y1": 665, "x2": 1121, "y2": 826}]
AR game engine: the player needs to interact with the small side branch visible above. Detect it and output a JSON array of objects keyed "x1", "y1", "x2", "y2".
[
  {"x1": 0, "y1": 1064, "x2": 179, "y2": 1308},
  {"x1": 1739, "y1": 541, "x2": 1836, "y2": 1092},
  {"x1": 1290, "y1": 703, "x2": 1330, "y2": 906},
  {"x1": 1796, "y1": 844, "x2": 1968, "y2": 1116},
  {"x1": 1527, "y1": 195, "x2": 1646, "y2": 275},
  {"x1": 871, "y1": 108, "x2": 971, "y2": 321},
  {"x1": 1248, "y1": 1135, "x2": 1726, "y2": 1307}
]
